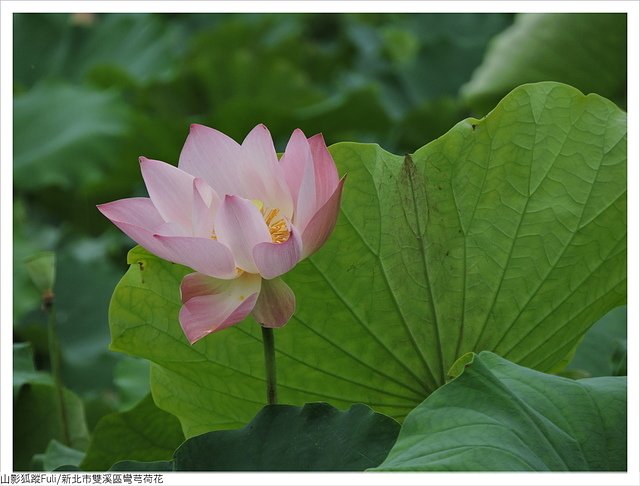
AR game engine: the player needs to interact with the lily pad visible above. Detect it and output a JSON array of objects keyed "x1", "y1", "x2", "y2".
[
  {"x1": 173, "y1": 403, "x2": 399, "y2": 471},
  {"x1": 373, "y1": 352, "x2": 626, "y2": 471}
]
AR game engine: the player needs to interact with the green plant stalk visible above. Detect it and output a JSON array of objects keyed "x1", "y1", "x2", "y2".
[
  {"x1": 45, "y1": 299, "x2": 71, "y2": 446},
  {"x1": 261, "y1": 326, "x2": 278, "y2": 405}
]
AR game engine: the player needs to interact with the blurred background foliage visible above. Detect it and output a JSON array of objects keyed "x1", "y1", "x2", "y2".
[{"x1": 13, "y1": 12, "x2": 627, "y2": 470}]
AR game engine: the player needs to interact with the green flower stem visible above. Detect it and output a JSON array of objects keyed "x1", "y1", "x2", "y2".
[
  {"x1": 45, "y1": 296, "x2": 70, "y2": 446},
  {"x1": 261, "y1": 326, "x2": 278, "y2": 405}
]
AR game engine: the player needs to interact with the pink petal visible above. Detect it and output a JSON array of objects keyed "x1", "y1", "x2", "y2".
[
  {"x1": 154, "y1": 221, "x2": 190, "y2": 236},
  {"x1": 97, "y1": 198, "x2": 178, "y2": 261},
  {"x1": 251, "y1": 277, "x2": 295, "y2": 328},
  {"x1": 191, "y1": 178, "x2": 220, "y2": 238},
  {"x1": 178, "y1": 124, "x2": 246, "y2": 197},
  {"x1": 179, "y1": 124, "x2": 294, "y2": 220},
  {"x1": 214, "y1": 195, "x2": 271, "y2": 273},
  {"x1": 308, "y1": 133, "x2": 340, "y2": 208},
  {"x1": 289, "y1": 132, "x2": 339, "y2": 231},
  {"x1": 252, "y1": 224, "x2": 303, "y2": 279},
  {"x1": 98, "y1": 197, "x2": 164, "y2": 228},
  {"x1": 179, "y1": 272, "x2": 262, "y2": 344},
  {"x1": 241, "y1": 124, "x2": 280, "y2": 174},
  {"x1": 241, "y1": 124, "x2": 294, "y2": 218},
  {"x1": 292, "y1": 152, "x2": 317, "y2": 230},
  {"x1": 279, "y1": 128, "x2": 312, "y2": 209},
  {"x1": 300, "y1": 176, "x2": 345, "y2": 259},
  {"x1": 153, "y1": 235, "x2": 239, "y2": 279},
  {"x1": 139, "y1": 157, "x2": 194, "y2": 231}
]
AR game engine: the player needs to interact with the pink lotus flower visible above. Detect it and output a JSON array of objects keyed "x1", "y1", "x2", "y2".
[{"x1": 98, "y1": 124, "x2": 344, "y2": 344}]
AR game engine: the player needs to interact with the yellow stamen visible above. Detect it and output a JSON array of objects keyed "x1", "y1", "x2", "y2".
[
  {"x1": 210, "y1": 200, "x2": 290, "y2": 245},
  {"x1": 265, "y1": 208, "x2": 279, "y2": 226},
  {"x1": 261, "y1": 207, "x2": 290, "y2": 244}
]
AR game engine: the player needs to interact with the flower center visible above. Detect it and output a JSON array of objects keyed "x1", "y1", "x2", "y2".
[
  {"x1": 263, "y1": 207, "x2": 290, "y2": 244},
  {"x1": 210, "y1": 199, "x2": 290, "y2": 244},
  {"x1": 252, "y1": 199, "x2": 290, "y2": 244}
]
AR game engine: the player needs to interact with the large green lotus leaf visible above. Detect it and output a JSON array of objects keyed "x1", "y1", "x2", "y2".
[
  {"x1": 461, "y1": 13, "x2": 626, "y2": 113},
  {"x1": 373, "y1": 351, "x2": 626, "y2": 471},
  {"x1": 110, "y1": 82, "x2": 626, "y2": 435},
  {"x1": 173, "y1": 403, "x2": 399, "y2": 471},
  {"x1": 80, "y1": 394, "x2": 184, "y2": 471}
]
